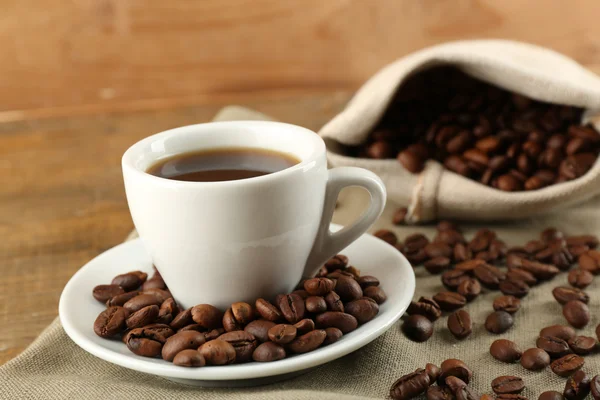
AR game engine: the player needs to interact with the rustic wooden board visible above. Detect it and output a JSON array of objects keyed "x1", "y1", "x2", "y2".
[{"x1": 0, "y1": 91, "x2": 350, "y2": 364}]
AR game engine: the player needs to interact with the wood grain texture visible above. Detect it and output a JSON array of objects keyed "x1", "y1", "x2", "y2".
[
  {"x1": 1, "y1": 0, "x2": 600, "y2": 111},
  {"x1": 0, "y1": 91, "x2": 350, "y2": 365}
]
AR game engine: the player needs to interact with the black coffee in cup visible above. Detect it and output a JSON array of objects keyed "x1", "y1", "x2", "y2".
[{"x1": 147, "y1": 147, "x2": 300, "y2": 182}]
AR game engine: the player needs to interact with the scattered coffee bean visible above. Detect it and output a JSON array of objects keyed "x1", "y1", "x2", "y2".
[
  {"x1": 591, "y1": 376, "x2": 600, "y2": 400},
  {"x1": 552, "y1": 287, "x2": 590, "y2": 305},
  {"x1": 433, "y1": 292, "x2": 467, "y2": 311},
  {"x1": 562, "y1": 300, "x2": 590, "y2": 328},
  {"x1": 540, "y1": 325, "x2": 576, "y2": 342},
  {"x1": 567, "y1": 336, "x2": 597, "y2": 355},
  {"x1": 390, "y1": 368, "x2": 431, "y2": 400},
  {"x1": 485, "y1": 311, "x2": 514, "y2": 334},
  {"x1": 493, "y1": 295, "x2": 521, "y2": 314},
  {"x1": 93, "y1": 306, "x2": 129, "y2": 338},
  {"x1": 445, "y1": 376, "x2": 476, "y2": 400},
  {"x1": 402, "y1": 315, "x2": 434, "y2": 342},
  {"x1": 491, "y1": 376, "x2": 525, "y2": 395},
  {"x1": 424, "y1": 257, "x2": 452, "y2": 274},
  {"x1": 564, "y1": 370, "x2": 591, "y2": 400},
  {"x1": 496, "y1": 395, "x2": 527, "y2": 400},
  {"x1": 499, "y1": 279, "x2": 529, "y2": 298},
  {"x1": 426, "y1": 385, "x2": 454, "y2": 400},
  {"x1": 578, "y1": 251, "x2": 600, "y2": 274},
  {"x1": 490, "y1": 339, "x2": 522, "y2": 363},
  {"x1": 172, "y1": 349, "x2": 205, "y2": 367},
  {"x1": 506, "y1": 268, "x2": 537, "y2": 286},
  {"x1": 551, "y1": 354, "x2": 585, "y2": 377},
  {"x1": 520, "y1": 348, "x2": 551, "y2": 371},
  {"x1": 425, "y1": 363, "x2": 440, "y2": 382},
  {"x1": 199, "y1": 340, "x2": 236, "y2": 365},
  {"x1": 539, "y1": 391, "x2": 565, "y2": 400},
  {"x1": 374, "y1": 229, "x2": 398, "y2": 246},
  {"x1": 252, "y1": 341, "x2": 286, "y2": 362},
  {"x1": 447, "y1": 310, "x2": 472, "y2": 340},
  {"x1": 407, "y1": 297, "x2": 442, "y2": 321},
  {"x1": 457, "y1": 279, "x2": 481, "y2": 302},
  {"x1": 392, "y1": 207, "x2": 408, "y2": 225},
  {"x1": 536, "y1": 336, "x2": 572, "y2": 358},
  {"x1": 438, "y1": 359, "x2": 472, "y2": 385},
  {"x1": 567, "y1": 269, "x2": 593, "y2": 289}
]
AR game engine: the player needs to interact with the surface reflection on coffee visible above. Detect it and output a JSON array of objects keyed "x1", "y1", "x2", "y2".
[{"x1": 147, "y1": 147, "x2": 300, "y2": 182}]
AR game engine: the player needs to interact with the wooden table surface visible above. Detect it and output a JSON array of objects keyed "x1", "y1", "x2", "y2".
[{"x1": 0, "y1": 90, "x2": 351, "y2": 365}]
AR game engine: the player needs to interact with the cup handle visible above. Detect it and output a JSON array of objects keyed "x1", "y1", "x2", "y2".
[{"x1": 303, "y1": 166, "x2": 387, "y2": 278}]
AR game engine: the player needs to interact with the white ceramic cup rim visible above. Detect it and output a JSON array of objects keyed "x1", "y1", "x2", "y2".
[{"x1": 121, "y1": 120, "x2": 326, "y2": 188}]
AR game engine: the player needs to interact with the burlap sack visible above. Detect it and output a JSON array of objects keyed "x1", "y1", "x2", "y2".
[
  {"x1": 2, "y1": 106, "x2": 600, "y2": 400},
  {"x1": 320, "y1": 40, "x2": 600, "y2": 223}
]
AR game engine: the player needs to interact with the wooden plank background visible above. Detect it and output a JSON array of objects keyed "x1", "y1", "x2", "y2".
[{"x1": 1, "y1": 0, "x2": 599, "y2": 113}]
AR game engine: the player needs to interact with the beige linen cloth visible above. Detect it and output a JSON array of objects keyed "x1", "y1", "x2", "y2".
[
  {"x1": 2, "y1": 106, "x2": 599, "y2": 399},
  {"x1": 320, "y1": 40, "x2": 600, "y2": 223}
]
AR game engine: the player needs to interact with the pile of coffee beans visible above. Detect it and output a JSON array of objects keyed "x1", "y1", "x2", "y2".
[
  {"x1": 384, "y1": 221, "x2": 600, "y2": 399},
  {"x1": 347, "y1": 66, "x2": 600, "y2": 191},
  {"x1": 390, "y1": 359, "x2": 477, "y2": 400},
  {"x1": 91, "y1": 254, "x2": 386, "y2": 367}
]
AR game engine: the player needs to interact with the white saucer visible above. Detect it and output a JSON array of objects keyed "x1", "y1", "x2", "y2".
[{"x1": 59, "y1": 224, "x2": 415, "y2": 387}]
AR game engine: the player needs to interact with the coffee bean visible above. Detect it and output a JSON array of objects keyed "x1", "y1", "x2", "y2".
[
  {"x1": 367, "y1": 141, "x2": 395, "y2": 159},
  {"x1": 540, "y1": 325, "x2": 577, "y2": 342},
  {"x1": 93, "y1": 306, "x2": 128, "y2": 338},
  {"x1": 244, "y1": 320, "x2": 275, "y2": 343},
  {"x1": 551, "y1": 354, "x2": 585, "y2": 377},
  {"x1": 492, "y1": 376, "x2": 525, "y2": 394},
  {"x1": 143, "y1": 288, "x2": 172, "y2": 303},
  {"x1": 304, "y1": 278, "x2": 335, "y2": 296},
  {"x1": 438, "y1": 359, "x2": 472, "y2": 385},
  {"x1": 485, "y1": 311, "x2": 513, "y2": 334},
  {"x1": 267, "y1": 324, "x2": 297, "y2": 345},
  {"x1": 393, "y1": 207, "x2": 408, "y2": 225},
  {"x1": 425, "y1": 363, "x2": 440, "y2": 382},
  {"x1": 345, "y1": 298, "x2": 379, "y2": 324},
  {"x1": 536, "y1": 336, "x2": 572, "y2": 358},
  {"x1": 435, "y1": 230, "x2": 466, "y2": 246},
  {"x1": 142, "y1": 276, "x2": 166, "y2": 291},
  {"x1": 199, "y1": 340, "x2": 236, "y2": 365},
  {"x1": 402, "y1": 315, "x2": 433, "y2": 342},
  {"x1": 322, "y1": 327, "x2": 343, "y2": 346},
  {"x1": 474, "y1": 264, "x2": 505, "y2": 289},
  {"x1": 407, "y1": 297, "x2": 442, "y2": 321},
  {"x1": 126, "y1": 304, "x2": 159, "y2": 329},
  {"x1": 124, "y1": 325, "x2": 174, "y2": 357},
  {"x1": 539, "y1": 391, "x2": 565, "y2": 400},
  {"x1": 427, "y1": 385, "x2": 454, "y2": 400},
  {"x1": 442, "y1": 269, "x2": 470, "y2": 291},
  {"x1": 453, "y1": 243, "x2": 472, "y2": 263},
  {"x1": 506, "y1": 268, "x2": 537, "y2": 286},
  {"x1": 563, "y1": 300, "x2": 590, "y2": 328},
  {"x1": 112, "y1": 271, "x2": 147, "y2": 291},
  {"x1": 446, "y1": 376, "x2": 476, "y2": 400},
  {"x1": 357, "y1": 275, "x2": 379, "y2": 289},
  {"x1": 324, "y1": 254, "x2": 349, "y2": 271},
  {"x1": 404, "y1": 233, "x2": 430, "y2": 252},
  {"x1": 567, "y1": 235, "x2": 599, "y2": 249},
  {"x1": 106, "y1": 290, "x2": 140, "y2": 307},
  {"x1": 333, "y1": 276, "x2": 362, "y2": 302},
  {"x1": 521, "y1": 348, "x2": 551, "y2": 371},
  {"x1": 398, "y1": 149, "x2": 426, "y2": 173},
  {"x1": 315, "y1": 311, "x2": 358, "y2": 334},
  {"x1": 490, "y1": 339, "x2": 522, "y2": 363},
  {"x1": 390, "y1": 368, "x2": 431, "y2": 400},
  {"x1": 255, "y1": 298, "x2": 282, "y2": 322},
  {"x1": 499, "y1": 279, "x2": 529, "y2": 298},
  {"x1": 170, "y1": 308, "x2": 193, "y2": 330},
  {"x1": 405, "y1": 248, "x2": 428, "y2": 265},
  {"x1": 374, "y1": 229, "x2": 398, "y2": 245},
  {"x1": 424, "y1": 242, "x2": 453, "y2": 259},
  {"x1": 424, "y1": 257, "x2": 451, "y2": 274},
  {"x1": 493, "y1": 295, "x2": 521, "y2": 314},
  {"x1": 252, "y1": 341, "x2": 286, "y2": 362},
  {"x1": 568, "y1": 245, "x2": 590, "y2": 258},
  {"x1": 591, "y1": 376, "x2": 600, "y2": 400},
  {"x1": 433, "y1": 292, "x2": 467, "y2": 311},
  {"x1": 305, "y1": 296, "x2": 327, "y2": 313},
  {"x1": 191, "y1": 304, "x2": 224, "y2": 330},
  {"x1": 293, "y1": 318, "x2": 315, "y2": 335},
  {"x1": 552, "y1": 287, "x2": 590, "y2": 305},
  {"x1": 287, "y1": 329, "x2": 326, "y2": 353},
  {"x1": 123, "y1": 293, "x2": 162, "y2": 313},
  {"x1": 454, "y1": 259, "x2": 486, "y2": 273},
  {"x1": 173, "y1": 349, "x2": 206, "y2": 367},
  {"x1": 518, "y1": 259, "x2": 560, "y2": 280},
  {"x1": 324, "y1": 291, "x2": 344, "y2": 312},
  {"x1": 277, "y1": 293, "x2": 306, "y2": 324},
  {"x1": 457, "y1": 279, "x2": 481, "y2": 302},
  {"x1": 578, "y1": 250, "x2": 600, "y2": 274},
  {"x1": 93, "y1": 284, "x2": 125, "y2": 303},
  {"x1": 568, "y1": 336, "x2": 597, "y2": 355},
  {"x1": 568, "y1": 269, "x2": 593, "y2": 289},
  {"x1": 161, "y1": 330, "x2": 206, "y2": 362},
  {"x1": 363, "y1": 286, "x2": 387, "y2": 304},
  {"x1": 219, "y1": 330, "x2": 258, "y2": 363},
  {"x1": 564, "y1": 370, "x2": 591, "y2": 400},
  {"x1": 447, "y1": 310, "x2": 472, "y2": 339}
]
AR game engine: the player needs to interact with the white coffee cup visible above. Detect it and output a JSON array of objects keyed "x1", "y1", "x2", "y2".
[{"x1": 122, "y1": 121, "x2": 386, "y2": 309}]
